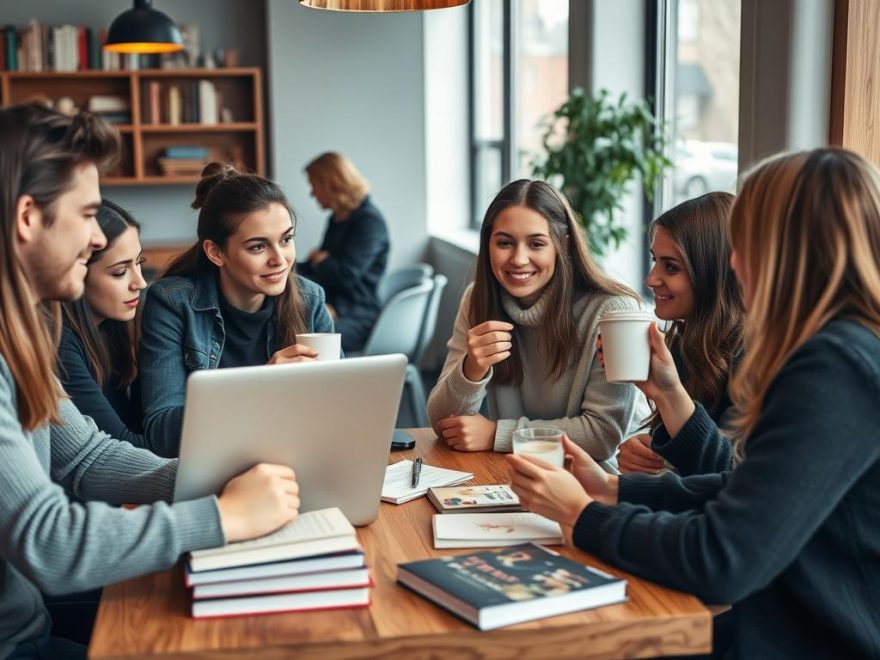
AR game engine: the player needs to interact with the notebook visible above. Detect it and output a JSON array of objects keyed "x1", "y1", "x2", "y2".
[
  {"x1": 432, "y1": 512, "x2": 564, "y2": 548},
  {"x1": 381, "y1": 460, "x2": 473, "y2": 504},
  {"x1": 397, "y1": 543, "x2": 627, "y2": 630}
]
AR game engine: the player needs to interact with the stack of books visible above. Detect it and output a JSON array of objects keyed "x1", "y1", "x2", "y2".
[
  {"x1": 158, "y1": 146, "x2": 210, "y2": 178},
  {"x1": 187, "y1": 507, "x2": 371, "y2": 619},
  {"x1": 398, "y1": 543, "x2": 627, "y2": 630},
  {"x1": 87, "y1": 95, "x2": 132, "y2": 125}
]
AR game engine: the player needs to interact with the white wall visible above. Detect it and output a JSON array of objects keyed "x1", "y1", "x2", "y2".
[
  {"x1": 589, "y1": 0, "x2": 647, "y2": 291},
  {"x1": 0, "y1": 0, "x2": 268, "y2": 246},
  {"x1": 266, "y1": 0, "x2": 430, "y2": 269}
]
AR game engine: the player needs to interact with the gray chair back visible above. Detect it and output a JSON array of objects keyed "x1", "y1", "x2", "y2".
[
  {"x1": 377, "y1": 263, "x2": 433, "y2": 307},
  {"x1": 412, "y1": 274, "x2": 448, "y2": 367},
  {"x1": 362, "y1": 278, "x2": 434, "y2": 360}
]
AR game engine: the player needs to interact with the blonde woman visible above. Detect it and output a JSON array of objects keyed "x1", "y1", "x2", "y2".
[
  {"x1": 299, "y1": 152, "x2": 389, "y2": 352},
  {"x1": 507, "y1": 149, "x2": 880, "y2": 657}
]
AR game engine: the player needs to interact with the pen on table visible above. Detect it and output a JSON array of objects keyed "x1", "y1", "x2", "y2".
[{"x1": 411, "y1": 458, "x2": 422, "y2": 489}]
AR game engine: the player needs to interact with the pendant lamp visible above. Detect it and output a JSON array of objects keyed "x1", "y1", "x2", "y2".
[
  {"x1": 300, "y1": 0, "x2": 470, "y2": 11},
  {"x1": 104, "y1": 0, "x2": 184, "y2": 54}
]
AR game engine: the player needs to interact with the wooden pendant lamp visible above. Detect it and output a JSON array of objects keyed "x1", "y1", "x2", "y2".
[{"x1": 299, "y1": 0, "x2": 470, "y2": 11}]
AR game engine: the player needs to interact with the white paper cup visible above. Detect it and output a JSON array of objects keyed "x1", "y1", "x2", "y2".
[
  {"x1": 295, "y1": 333, "x2": 341, "y2": 362},
  {"x1": 599, "y1": 310, "x2": 653, "y2": 382},
  {"x1": 512, "y1": 428, "x2": 564, "y2": 467}
]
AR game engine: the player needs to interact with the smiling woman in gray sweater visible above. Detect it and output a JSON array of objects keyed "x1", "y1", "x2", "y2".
[
  {"x1": 427, "y1": 180, "x2": 647, "y2": 469},
  {"x1": 0, "y1": 104, "x2": 300, "y2": 658}
]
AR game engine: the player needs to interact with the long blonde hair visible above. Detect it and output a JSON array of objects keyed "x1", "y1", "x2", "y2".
[
  {"x1": 728, "y1": 148, "x2": 880, "y2": 455},
  {"x1": 305, "y1": 152, "x2": 369, "y2": 217}
]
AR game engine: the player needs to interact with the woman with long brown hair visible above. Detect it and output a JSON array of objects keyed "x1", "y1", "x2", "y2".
[
  {"x1": 139, "y1": 163, "x2": 335, "y2": 457},
  {"x1": 508, "y1": 148, "x2": 880, "y2": 657},
  {"x1": 56, "y1": 199, "x2": 147, "y2": 448},
  {"x1": 615, "y1": 192, "x2": 744, "y2": 475},
  {"x1": 427, "y1": 179, "x2": 647, "y2": 470},
  {"x1": 0, "y1": 105, "x2": 299, "y2": 658}
]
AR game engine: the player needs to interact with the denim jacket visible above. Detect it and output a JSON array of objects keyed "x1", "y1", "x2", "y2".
[{"x1": 139, "y1": 272, "x2": 334, "y2": 457}]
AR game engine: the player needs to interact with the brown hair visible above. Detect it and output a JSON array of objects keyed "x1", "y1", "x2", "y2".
[
  {"x1": 647, "y1": 192, "x2": 744, "y2": 430},
  {"x1": 305, "y1": 152, "x2": 369, "y2": 217},
  {"x1": 470, "y1": 179, "x2": 639, "y2": 386},
  {"x1": 61, "y1": 199, "x2": 141, "y2": 387},
  {"x1": 0, "y1": 103, "x2": 121, "y2": 429},
  {"x1": 728, "y1": 148, "x2": 880, "y2": 456},
  {"x1": 163, "y1": 162, "x2": 308, "y2": 345}
]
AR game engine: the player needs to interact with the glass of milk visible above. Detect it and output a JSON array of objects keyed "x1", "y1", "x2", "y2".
[{"x1": 512, "y1": 428, "x2": 564, "y2": 467}]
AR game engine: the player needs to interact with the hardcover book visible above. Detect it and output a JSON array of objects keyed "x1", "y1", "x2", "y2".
[
  {"x1": 397, "y1": 543, "x2": 626, "y2": 630},
  {"x1": 432, "y1": 512, "x2": 564, "y2": 549}
]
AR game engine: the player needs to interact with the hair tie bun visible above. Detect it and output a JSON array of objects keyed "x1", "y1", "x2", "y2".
[{"x1": 191, "y1": 161, "x2": 239, "y2": 210}]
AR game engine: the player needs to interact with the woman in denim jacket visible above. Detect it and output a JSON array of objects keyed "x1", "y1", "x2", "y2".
[{"x1": 139, "y1": 163, "x2": 335, "y2": 457}]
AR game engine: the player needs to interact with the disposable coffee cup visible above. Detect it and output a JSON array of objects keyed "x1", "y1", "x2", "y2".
[
  {"x1": 295, "y1": 333, "x2": 341, "y2": 362},
  {"x1": 598, "y1": 310, "x2": 653, "y2": 382}
]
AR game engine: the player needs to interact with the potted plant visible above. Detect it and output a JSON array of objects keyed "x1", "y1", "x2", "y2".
[{"x1": 531, "y1": 87, "x2": 670, "y2": 256}]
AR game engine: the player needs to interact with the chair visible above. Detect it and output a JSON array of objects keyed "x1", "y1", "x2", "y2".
[
  {"x1": 360, "y1": 272, "x2": 448, "y2": 428},
  {"x1": 377, "y1": 263, "x2": 433, "y2": 307}
]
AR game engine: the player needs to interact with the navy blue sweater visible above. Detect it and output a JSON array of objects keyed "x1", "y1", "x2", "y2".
[
  {"x1": 57, "y1": 324, "x2": 144, "y2": 448},
  {"x1": 574, "y1": 319, "x2": 880, "y2": 658}
]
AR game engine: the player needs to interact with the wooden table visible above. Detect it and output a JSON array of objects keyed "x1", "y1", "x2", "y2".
[{"x1": 89, "y1": 429, "x2": 711, "y2": 658}]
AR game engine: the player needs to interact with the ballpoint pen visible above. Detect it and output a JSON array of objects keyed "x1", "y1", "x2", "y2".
[{"x1": 411, "y1": 457, "x2": 422, "y2": 489}]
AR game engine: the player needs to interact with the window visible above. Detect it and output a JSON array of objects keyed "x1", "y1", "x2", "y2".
[
  {"x1": 470, "y1": 0, "x2": 568, "y2": 226},
  {"x1": 654, "y1": 0, "x2": 742, "y2": 212}
]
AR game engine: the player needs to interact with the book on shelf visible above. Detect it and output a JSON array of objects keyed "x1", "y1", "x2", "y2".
[
  {"x1": 428, "y1": 485, "x2": 523, "y2": 514},
  {"x1": 381, "y1": 459, "x2": 472, "y2": 504},
  {"x1": 397, "y1": 543, "x2": 627, "y2": 630},
  {"x1": 188, "y1": 507, "x2": 361, "y2": 572},
  {"x1": 432, "y1": 512, "x2": 564, "y2": 549},
  {"x1": 184, "y1": 550, "x2": 366, "y2": 587},
  {"x1": 192, "y1": 586, "x2": 371, "y2": 619}
]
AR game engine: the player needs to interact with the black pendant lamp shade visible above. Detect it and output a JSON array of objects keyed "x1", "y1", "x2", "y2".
[{"x1": 104, "y1": 0, "x2": 184, "y2": 54}]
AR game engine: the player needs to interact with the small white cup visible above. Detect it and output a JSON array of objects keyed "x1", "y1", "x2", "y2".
[
  {"x1": 512, "y1": 428, "x2": 564, "y2": 468},
  {"x1": 599, "y1": 310, "x2": 653, "y2": 382},
  {"x1": 295, "y1": 333, "x2": 341, "y2": 362}
]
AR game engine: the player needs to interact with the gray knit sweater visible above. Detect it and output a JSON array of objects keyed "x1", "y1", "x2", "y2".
[
  {"x1": 427, "y1": 285, "x2": 649, "y2": 470},
  {"x1": 0, "y1": 355, "x2": 225, "y2": 656}
]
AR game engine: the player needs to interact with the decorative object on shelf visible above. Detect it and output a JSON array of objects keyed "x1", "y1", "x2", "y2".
[
  {"x1": 105, "y1": 0, "x2": 184, "y2": 54},
  {"x1": 300, "y1": 0, "x2": 469, "y2": 11},
  {"x1": 531, "y1": 87, "x2": 671, "y2": 257}
]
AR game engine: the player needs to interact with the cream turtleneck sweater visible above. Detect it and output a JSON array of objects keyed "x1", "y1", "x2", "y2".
[{"x1": 427, "y1": 284, "x2": 649, "y2": 471}]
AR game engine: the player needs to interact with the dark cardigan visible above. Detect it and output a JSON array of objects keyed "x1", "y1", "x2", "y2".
[{"x1": 574, "y1": 319, "x2": 880, "y2": 658}]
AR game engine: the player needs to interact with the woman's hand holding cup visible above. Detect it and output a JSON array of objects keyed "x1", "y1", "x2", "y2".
[
  {"x1": 463, "y1": 320, "x2": 514, "y2": 382},
  {"x1": 268, "y1": 344, "x2": 319, "y2": 365},
  {"x1": 636, "y1": 322, "x2": 695, "y2": 437}
]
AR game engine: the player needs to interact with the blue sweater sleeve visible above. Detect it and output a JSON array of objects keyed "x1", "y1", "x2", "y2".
[
  {"x1": 57, "y1": 329, "x2": 145, "y2": 448},
  {"x1": 139, "y1": 285, "x2": 187, "y2": 457},
  {"x1": 650, "y1": 411, "x2": 733, "y2": 475},
  {"x1": 571, "y1": 332, "x2": 880, "y2": 604}
]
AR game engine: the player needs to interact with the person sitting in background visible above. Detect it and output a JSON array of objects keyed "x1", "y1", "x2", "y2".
[
  {"x1": 613, "y1": 192, "x2": 744, "y2": 476},
  {"x1": 507, "y1": 148, "x2": 880, "y2": 658},
  {"x1": 56, "y1": 199, "x2": 147, "y2": 448},
  {"x1": 298, "y1": 152, "x2": 389, "y2": 352},
  {"x1": 0, "y1": 103, "x2": 299, "y2": 660},
  {"x1": 427, "y1": 179, "x2": 647, "y2": 471},
  {"x1": 139, "y1": 163, "x2": 334, "y2": 457}
]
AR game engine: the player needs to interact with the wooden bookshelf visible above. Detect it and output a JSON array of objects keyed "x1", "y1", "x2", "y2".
[{"x1": 0, "y1": 67, "x2": 265, "y2": 186}]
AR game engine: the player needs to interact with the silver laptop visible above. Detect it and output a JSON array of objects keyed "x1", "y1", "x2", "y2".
[{"x1": 173, "y1": 354, "x2": 407, "y2": 526}]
